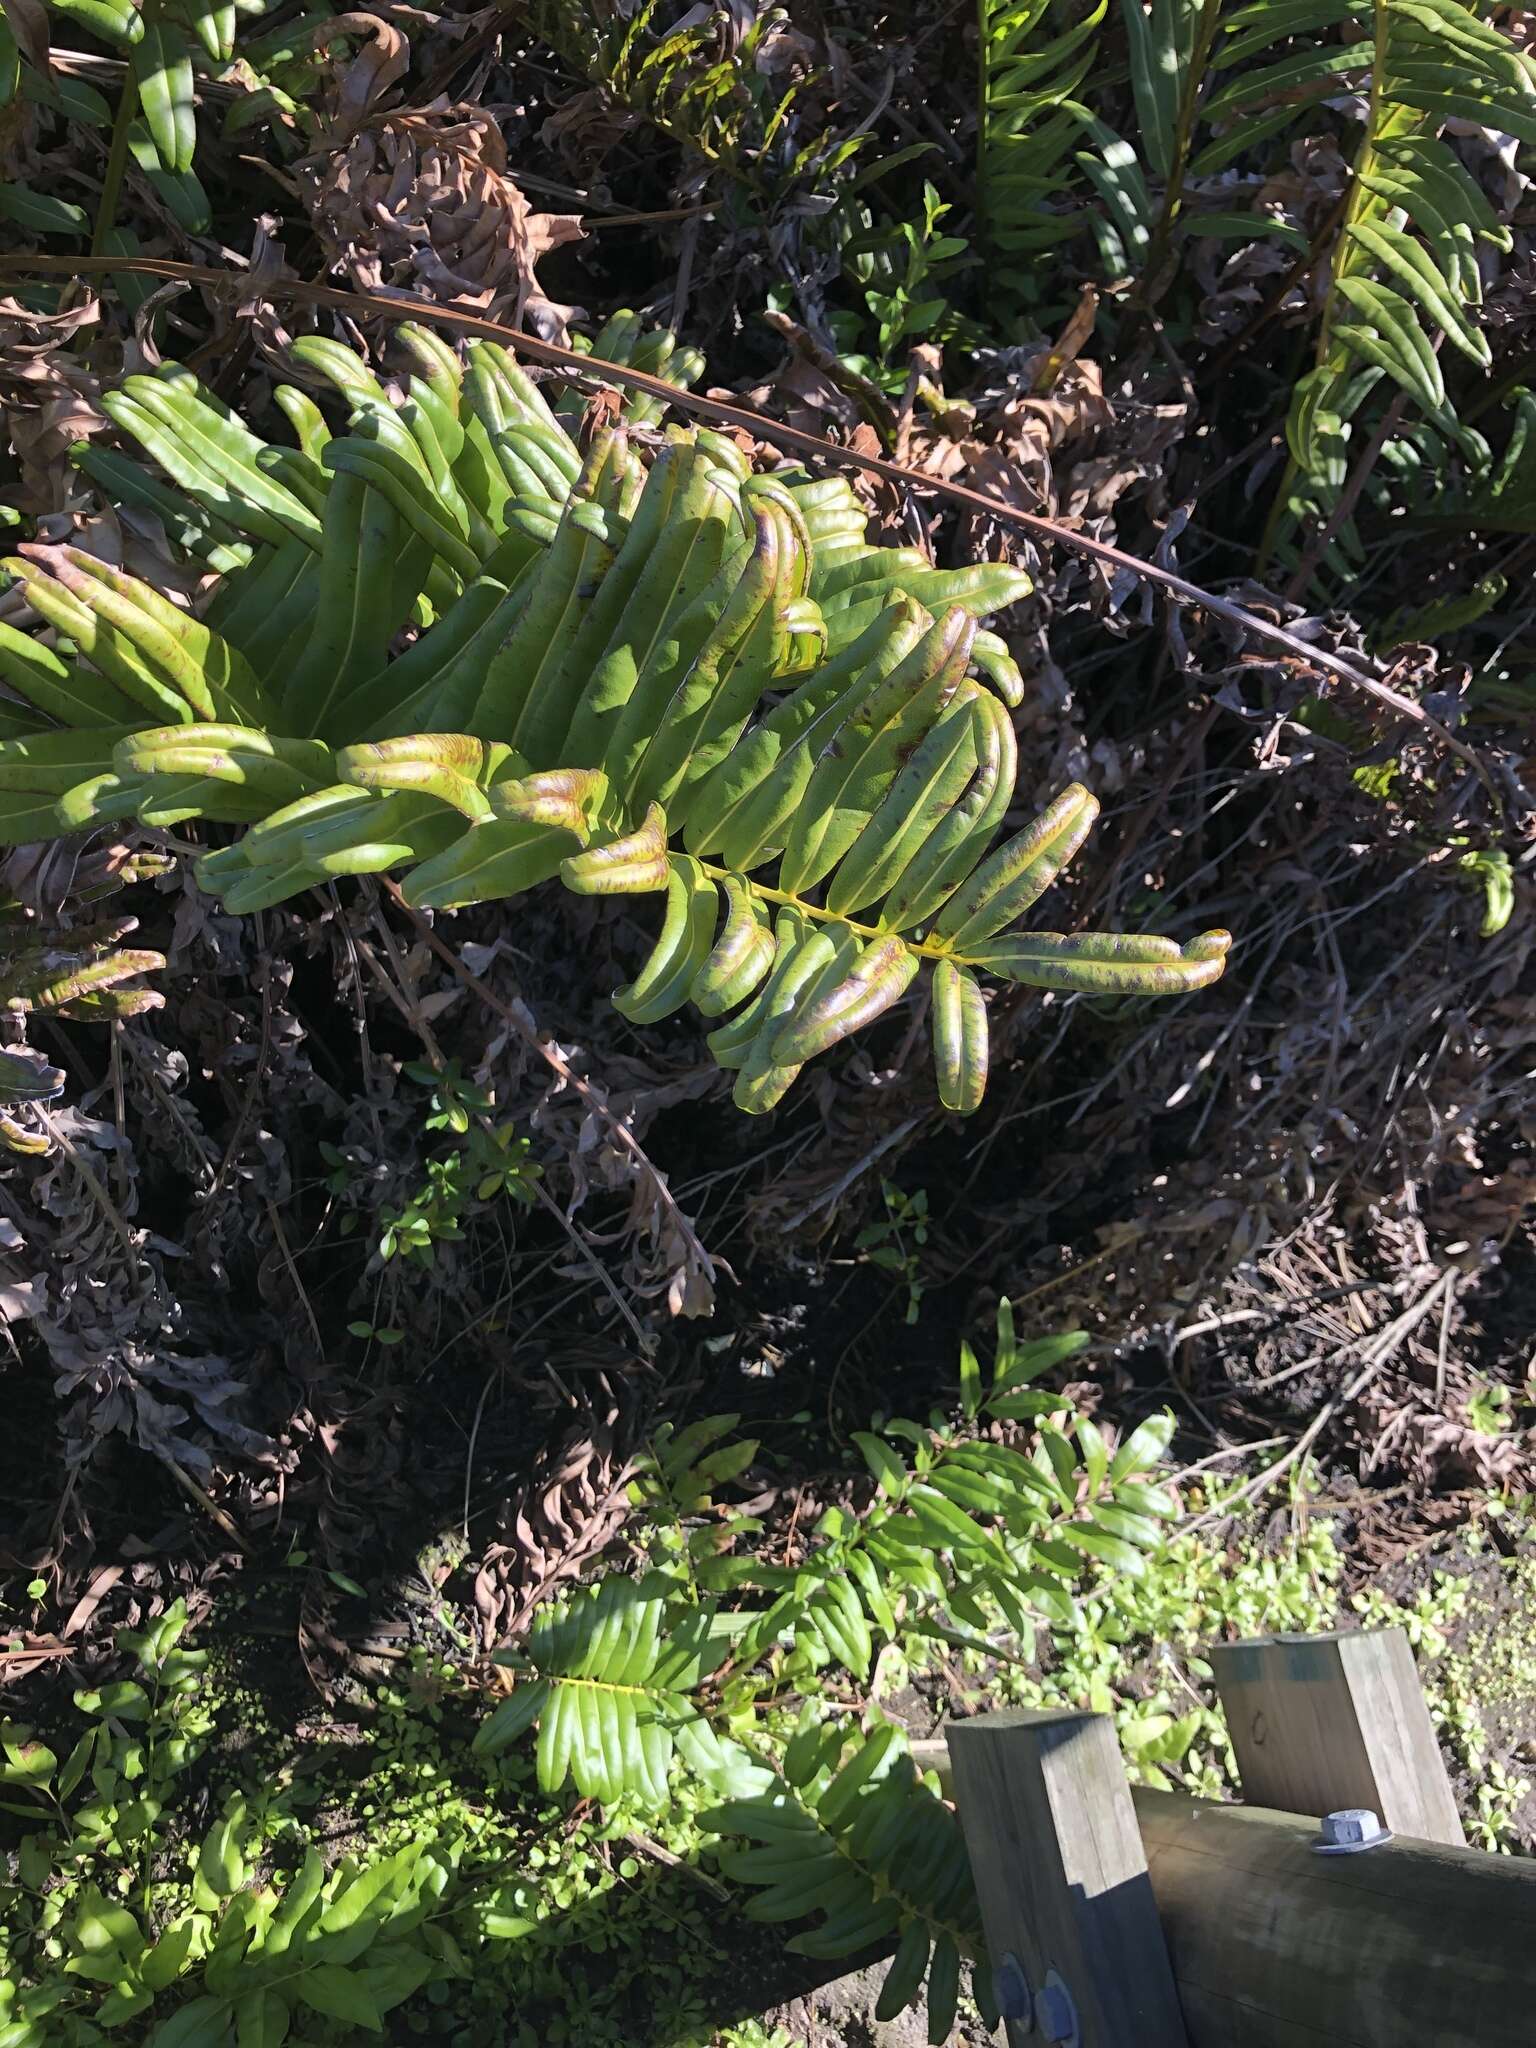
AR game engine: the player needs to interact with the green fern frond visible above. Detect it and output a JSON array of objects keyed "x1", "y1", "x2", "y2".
[
  {"x1": 11, "y1": 0, "x2": 334, "y2": 249},
  {"x1": 706, "y1": 1719, "x2": 986, "y2": 2037},
  {"x1": 629, "y1": 1414, "x2": 761, "y2": 1520},
  {"x1": 474, "y1": 1572, "x2": 738, "y2": 1806},
  {"x1": 977, "y1": 0, "x2": 1231, "y2": 285},
  {"x1": 520, "y1": 0, "x2": 846, "y2": 189},
  {"x1": 978, "y1": 0, "x2": 1527, "y2": 444},
  {"x1": 977, "y1": 0, "x2": 1111, "y2": 260},
  {"x1": 479, "y1": 1582, "x2": 989, "y2": 2030},
  {"x1": 0, "y1": 319, "x2": 1230, "y2": 1115},
  {"x1": 1257, "y1": 0, "x2": 1532, "y2": 542},
  {"x1": 470, "y1": 1307, "x2": 1183, "y2": 2038},
  {"x1": 715, "y1": 1308, "x2": 1178, "y2": 1671}
]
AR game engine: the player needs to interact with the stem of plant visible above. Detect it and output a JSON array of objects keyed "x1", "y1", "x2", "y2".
[
  {"x1": 1258, "y1": 0, "x2": 1389, "y2": 573},
  {"x1": 91, "y1": 61, "x2": 139, "y2": 258},
  {"x1": 1136, "y1": 0, "x2": 1225, "y2": 311},
  {"x1": 1284, "y1": 385, "x2": 1409, "y2": 604}
]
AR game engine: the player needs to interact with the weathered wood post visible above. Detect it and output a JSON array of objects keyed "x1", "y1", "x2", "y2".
[
  {"x1": 1134, "y1": 1790, "x2": 1536, "y2": 2047},
  {"x1": 942, "y1": 1713, "x2": 1536, "y2": 2048},
  {"x1": 946, "y1": 1707, "x2": 1190, "y2": 2048},
  {"x1": 1208, "y1": 1624, "x2": 1464, "y2": 1845},
  {"x1": 941, "y1": 1626, "x2": 1536, "y2": 2047}
]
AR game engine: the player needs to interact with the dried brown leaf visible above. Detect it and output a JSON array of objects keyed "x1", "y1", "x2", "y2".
[
  {"x1": 0, "y1": 0, "x2": 48, "y2": 75},
  {"x1": 0, "y1": 294, "x2": 107, "y2": 513},
  {"x1": 302, "y1": 105, "x2": 585, "y2": 330},
  {"x1": 312, "y1": 12, "x2": 411, "y2": 139}
]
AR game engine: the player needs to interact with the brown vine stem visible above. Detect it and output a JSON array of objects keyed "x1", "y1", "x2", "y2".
[{"x1": 0, "y1": 250, "x2": 1495, "y2": 800}]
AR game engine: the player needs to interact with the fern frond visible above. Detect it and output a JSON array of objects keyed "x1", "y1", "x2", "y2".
[
  {"x1": 629, "y1": 1413, "x2": 760, "y2": 1520},
  {"x1": 1269, "y1": 0, "x2": 1532, "y2": 532},
  {"x1": 519, "y1": 1, "x2": 843, "y2": 190},
  {"x1": 978, "y1": 0, "x2": 1243, "y2": 285},
  {"x1": 469, "y1": 1307, "x2": 1183, "y2": 2038},
  {"x1": 706, "y1": 1720, "x2": 983, "y2": 2035},
  {"x1": 718, "y1": 1314, "x2": 1178, "y2": 1669},
  {"x1": 474, "y1": 1572, "x2": 737, "y2": 1806},
  {"x1": 978, "y1": 0, "x2": 1111, "y2": 259},
  {"x1": 0, "y1": 320, "x2": 1231, "y2": 1115}
]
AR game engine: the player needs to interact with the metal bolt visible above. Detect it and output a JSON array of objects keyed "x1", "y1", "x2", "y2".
[
  {"x1": 1313, "y1": 1806, "x2": 1393, "y2": 1855},
  {"x1": 994, "y1": 1952, "x2": 1033, "y2": 2026},
  {"x1": 1035, "y1": 1972, "x2": 1079, "y2": 2047}
]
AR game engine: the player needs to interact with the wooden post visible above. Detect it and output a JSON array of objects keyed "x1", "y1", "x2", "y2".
[
  {"x1": 947, "y1": 1709, "x2": 1190, "y2": 2048},
  {"x1": 1135, "y1": 1790, "x2": 1536, "y2": 2048},
  {"x1": 1209, "y1": 1626, "x2": 1464, "y2": 1846}
]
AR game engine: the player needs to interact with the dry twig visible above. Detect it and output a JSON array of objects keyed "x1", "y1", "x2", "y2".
[
  {"x1": 1192, "y1": 1271, "x2": 1458, "y2": 1523},
  {"x1": 0, "y1": 253, "x2": 1495, "y2": 795}
]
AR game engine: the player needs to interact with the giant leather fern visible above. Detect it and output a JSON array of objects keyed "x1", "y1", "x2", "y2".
[
  {"x1": 472, "y1": 1303, "x2": 1182, "y2": 2036},
  {"x1": 474, "y1": 1573, "x2": 737, "y2": 1806},
  {"x1": 1223, "y1": 0, "x2": 1535, "y2": 516},
  {"x1": 977, "y1": 0, "x2": 1110, "y2": 260},
  {"x1": 7, "y1": 0, "x2": 335, "y2": 248},
  {"x1": 976, "y1": 0, "x2": 1226, "y2": 282},
  {"x1": 977, "y1": 0, "x2": 1530, "y2": 511},
  {"x1": 0, "y1": 320, "x2": 1229, "y2": 1114},
  {"x1": 705, "y1": 1724, "x2": 983, "y2": 2031},
  {"x1": 517, "y1": 0, "x2": 833, "y2": 189}
]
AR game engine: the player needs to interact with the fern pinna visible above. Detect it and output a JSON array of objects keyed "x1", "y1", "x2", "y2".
[{"x1": 0, "y1": 317, "x2": 1229, "y2": 1114}]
